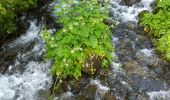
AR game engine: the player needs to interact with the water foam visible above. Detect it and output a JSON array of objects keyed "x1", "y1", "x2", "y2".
[
  {"x1": 0, "y1": 20, "x2": 52, "y2": 100},
  {"x1": 140, "y1": 48, "x2": 153, "y2": 57},
  {"x1": 8, "y1": 20, "x2": 41, "y2": 48},
  {"x1": 148, "y1": 90, "x2": 170, "y2": 100},
  {"x1": 110, "y1": 0, "x2": 154, "y2": 22},
  {"x1": 0, "y1": 61, "x2": 52, "y2": 100}
]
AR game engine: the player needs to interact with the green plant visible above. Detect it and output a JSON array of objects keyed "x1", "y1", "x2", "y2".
[
  {"x1": 41, "y1": 0, "x2": 114, "y2": 87},
  {"x1": 0, "y1": 0, "x2": 37, "y2": 39},
  {"x1": 140, "y1": 0, "x2": 170, "y2": 60}
]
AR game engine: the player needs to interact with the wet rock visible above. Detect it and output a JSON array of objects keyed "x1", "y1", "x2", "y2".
[
  {"x1": 16, "y1": 16, "x2": 30, "y2": 35},
  {"x1": 56, "y1": 91, "x2": 75, "y2": 100},
  {"x1": 115, "y1": 22, "x2": 137, "y2": 35},
  {"x1": 138, "y1": 10, "x2": 150, "y2": 19},
  {"x1": 139, "y1": 77, "x2": 166, "y2": 92},
  {"x1": 0, "y1": 48, "x2": 18, "y2": 73},
  {"x1": 37, "y1": 90, "x2": 51, "y2": 100},
  {"x1": 135, "y1": 35, "x2": 153, "y2": 49},
  {"x1": 121, "y1": 0, "x2": 141, "y2": 6},
  {"x1": 68, "y1": 77, "x2": 89, "y2": 94},
  {"x1": 122, "y1": 61, "x2": 143, "y2": 75},
  {"x1": 130, "y1": 74, "x2": 167, "y2": 92},
  {"x1": 104, "y1": 17, "x2": 116, "y2": 27},
  {"x1": 102, "y1": 91, "x2": 116, "y2": 100},
  {"x1": 79, "y1": 85, "x2": 97, "y2": 100},
  {"x1": 0, "y1": 38, "x2": 40, "y2": 74},
  {"x1": 99, "y1": 72, "x2": 133, "y2": 99},
  {"x1": 115, "y1": 39, "x2": 136, "y2": 62},
  {"x1": 99, "y1": 68, "x2": 112, "y2": 77}
]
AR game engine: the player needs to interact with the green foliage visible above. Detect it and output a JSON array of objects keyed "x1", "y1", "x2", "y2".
[
  {"x1": 0, "y1": 0, "x2": 37, "y2": 38},
  {"x1": 140, "y1": 0, "x2": 170, "y2": 60},
  {"x1": 41, "y1": 0, "x2": 113, "y2": 81}
]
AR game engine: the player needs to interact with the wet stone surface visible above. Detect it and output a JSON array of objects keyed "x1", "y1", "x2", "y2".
[{"x1": 121, "y1": 0, "x2": 141, "y2": 6}]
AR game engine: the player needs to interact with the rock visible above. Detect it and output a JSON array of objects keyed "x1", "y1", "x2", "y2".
[
  {"x1": 115, "y1": 39, "x2": 136, "y2": 62},
  {"x1": 37, "y1": 90, "x2": 51, "y2": 100},
  {"x1": 138, "y1": 10, "x2": 150, "y2": 19},
  {"x1": 104, "y1": 17, "x2": 116, "y2": 26},
  {"x1": 135, "y1": 35, "x2": 153, "y2": 49},
  {"x1": 130, "y1": 74, "x2": 167, "y2": 92},
  {"x1": 68, "y1": 77, "x2": 89, "y2": 94},
  {"x1": 102, "y1": 91, "x2": 116, "y2": 100},
  {"x1": 139, "y1": 77, "x2": 166, "y2": 92},
  {"x1": 16, "y1": 15, "x2": 30, "y2": 35},
  {"x1": 122, "y1": 61, "x2": 144, "y2": 76},
  {"x1": 0, "y1": 38, "x2": 39, "y2": 74},
  {"x1": 121, "y1": 0, "x2": 141, "y2": 6},
  {"x1": 79, "y1": 85, "x2": 97, "y2": 100}
]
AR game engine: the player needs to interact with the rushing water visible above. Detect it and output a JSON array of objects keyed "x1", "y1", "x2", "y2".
[
  {"x1": 1, "y1": 0, "x2": 170, "y2": 100},
  {"x1": 0, "y1": 21, "x2": 52, "y2": 100}
]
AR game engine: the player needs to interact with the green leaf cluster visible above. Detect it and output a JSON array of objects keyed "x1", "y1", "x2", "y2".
[
  {"x1": 140, "y1": 0, "x2": 170, "y2": 60},
  {"x1": 0, "y1": 0, "x2": 37, "y2": 39},
  {"x1": 41, "y1": 0, "x2": 113, "y2": 80}
]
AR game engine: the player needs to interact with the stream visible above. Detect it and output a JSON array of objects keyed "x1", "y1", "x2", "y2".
[{"x1": 0, "y1": 0, "x2": 170, "y2": 100}]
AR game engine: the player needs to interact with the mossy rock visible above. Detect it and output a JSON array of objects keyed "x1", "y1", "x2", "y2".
[{"x1": 138, "y1": 10, "x2": 150, "y2": 19}]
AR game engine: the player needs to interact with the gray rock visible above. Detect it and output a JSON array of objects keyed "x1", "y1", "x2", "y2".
[
  {"x1": 79, "y1": 85, "x2": 97, "y2": 100},
  {"x1": 121, "y1": 0, "x2": 141, "y2": 6}
]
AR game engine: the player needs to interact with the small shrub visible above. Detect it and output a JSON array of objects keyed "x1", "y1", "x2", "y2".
[
  {"x1": 0, "y1": 0, "x2": 37, "y2": 39},
  {"x1": 140, "y1": 0, "x2": 170, "y2": 60},
  {"x1": 41, "y1": 0, "x2": 114, "y2": 85}
]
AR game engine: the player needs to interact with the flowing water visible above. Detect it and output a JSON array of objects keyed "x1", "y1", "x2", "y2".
[
  {"x1": 1, "y1": 0, "x2": 170, "y2": 100},
  {"x1": 0, "y1": 21, "x2": 52, "y2": 100}
]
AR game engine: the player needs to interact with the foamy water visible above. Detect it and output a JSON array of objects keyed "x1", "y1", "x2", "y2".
[
  {"x1": 148, "y1": 90, "x2": 170, "y2": 100},
  {"x1": 0, "y1": 21, "x2": 52, "y2": 100},
  {"x1": 8, "y1": 20, "x2": 41, "y2": 48},
  {"x1": 110, "y1": 0, "x2": 154, "y2": 22}
]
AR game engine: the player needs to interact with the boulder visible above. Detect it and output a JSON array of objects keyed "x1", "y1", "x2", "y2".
[
  {"x1": 102, "y1": 91, "x2": 116, "y2": 100},
  {"x1": 121, "y1": 0, "x2": 141, "y2": 6},
  {"x1": 78, "y1": 85, "x2": 97, "y2": 100}
]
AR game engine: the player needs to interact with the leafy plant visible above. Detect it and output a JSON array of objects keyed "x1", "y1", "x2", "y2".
[
  {"x1": 41, "y1": 0, "x2": 114, "y2": 88},
  {"x1": 0, "y1": 0, "x2": 37, "y2": 39},
  {"x1": 140, "y1": 0, "x2": 170, "y2": 60}
]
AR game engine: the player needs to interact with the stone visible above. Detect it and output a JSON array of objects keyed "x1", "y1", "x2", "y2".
[
  {"x1": 122, "y1": 61, "x2": 143, "y2": 76},
  {"x1": 102, "y1": 91, "x2": 116, "y2": 100},
  {"x1": 121, "y1": 0, "x2": 141, "y2": 6},
  {"x1": 138, "y1": 10, "x2": 150, "y2": 19},
  {"x1": 79, "y1": 85, "x2": 97, "y2": 100},
  {"x1": 115, "y1": 39, "x2": 136, "y2": 62}
]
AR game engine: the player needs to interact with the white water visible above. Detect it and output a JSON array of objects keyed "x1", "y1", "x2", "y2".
[
  {"x1": 110, "y1": 0, "x2": 154, "y2": 22},
  {"x1": 90, "y1": 79, "x2": 109, "y2": 100},
  {"x1": 8, "y1": 20, "x2": 41, "y2": 48},
  {"x1": 140, "y1": 48, "x2": 153, "y2": 57},
  {"x1": 148, "y1": 90, "x2": 170, "y2": 100},
  {"x1": 0, "y1": 21, "x2": 52, "y2": 100}
]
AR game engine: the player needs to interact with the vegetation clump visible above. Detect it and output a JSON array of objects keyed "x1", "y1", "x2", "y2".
[
  {"x1": 140, "y1": 0, "x2": 170, "y2": 60},
  {"x1": 0, "y1": 0, "x2": 37, "y2": 39},
  {"x1": 41, "y1": 0, "x2": 114, "y2": 88}
]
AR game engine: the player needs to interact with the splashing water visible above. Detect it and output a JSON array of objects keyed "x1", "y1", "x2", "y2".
[
  {"x1": 0, "y1": 61, "x2": 52, "y2": 100},
  {"x1": 0, "y1": 21, "x2": 52, "y2": 100},
  {"x1": 110, "y1": 0, "x2": 154, "y2": 22},
  {"x1": 148, "y1": 90, "x2": 170, "y2": 100}
]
